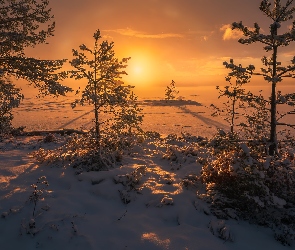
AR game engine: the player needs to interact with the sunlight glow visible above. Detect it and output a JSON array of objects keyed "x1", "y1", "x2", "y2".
[
  {"x1": 133, "y1": 65, "x2": 143, "y2": 75},
  {"x1": 123, "y1": 51, "x2": 156, "y2": 86},
  {"x1": 142, "y1": 166, "x2": 183, "y2": 195},
  {"x1": 141, "y1": 232, "x2": 171, "y2": 249}
]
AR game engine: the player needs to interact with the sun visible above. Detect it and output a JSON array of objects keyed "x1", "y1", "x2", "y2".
[
  {"x1": 133, "y1": 65, "x2": 143, "y2": 75},
  {"x1": 123, "y1": 51, "x2": 156, "y2": 86}
]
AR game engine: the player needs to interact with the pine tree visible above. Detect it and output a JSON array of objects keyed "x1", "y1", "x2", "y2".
[
  {"x1": 0, "y1": 0, "x2": 72, "y2": 133},
  {"x1": 211, "y1": 60, "x2": 254, "y2": 134},
  {"x1": 0, "y1": 0, "x2": 71, "y2": 96},
  {"x1": 70, "y1": 29, "x2": 133, "y2": 147},
  {"x1": 165, "y1": 80, "x2": 179, "y2": 102},
  {"x1": 232, "y1": 0, "x2": 295, "y2": 155}
]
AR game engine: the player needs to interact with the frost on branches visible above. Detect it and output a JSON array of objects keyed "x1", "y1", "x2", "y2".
[{"x1": 231, "y1": 0, "x2": 295, "y2": 155}]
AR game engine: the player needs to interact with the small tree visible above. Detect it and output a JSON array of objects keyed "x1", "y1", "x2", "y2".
[
  {"x1": 211, "y1": 60, "x2": 254, "y2": 134},
  {"x1": 165, "y1": 80, "x2": 179, "y2": 102},
  {"x1": 212, "y1": 60, "x2": 271, "y2": 141},
  {"x1": 70, "y1": 29, "x2": 133, "y2": 147},
  {"x1": 231, "y1": 0, "x2": 295, "y2": 155}
]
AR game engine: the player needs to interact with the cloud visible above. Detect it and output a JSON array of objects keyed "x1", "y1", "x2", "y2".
[
  {"x1": 104, "y1": 28, "x2": 184, "y2": 39},
  {"x1": 220, "y1": 24, "x2": 243, "y2": 41}
]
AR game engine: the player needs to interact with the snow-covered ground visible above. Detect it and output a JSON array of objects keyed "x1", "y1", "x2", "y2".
[
  {"x1": 0, "y1": 135, "x2": 290, "y2": 250},
  {"x1": 0, "y1": 85, "x2": 294, "y2": 249}
]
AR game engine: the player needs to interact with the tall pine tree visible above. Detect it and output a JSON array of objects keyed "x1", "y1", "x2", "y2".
[{"x1": 232, "y1": 0, "x2": 295, "y2": 155}]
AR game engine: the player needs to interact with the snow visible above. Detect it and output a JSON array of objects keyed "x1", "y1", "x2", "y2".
[
  {"x1": 1, "y1": 88, "x2": 294, "y2": 250},
  {"x1": 272, "y1": 195, "x2": 287, "y2": 208},
  {"x1": 0, "y1": 135, "x2": 290, "y2": 250}
]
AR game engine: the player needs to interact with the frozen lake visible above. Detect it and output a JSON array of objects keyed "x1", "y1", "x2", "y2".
[{"x1": 12, "y1": 85, "x2": 295, "y2": 138}]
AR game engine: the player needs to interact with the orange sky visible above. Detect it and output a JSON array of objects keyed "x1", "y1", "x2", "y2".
[{"x1": 24, "y1": 0, "x2": 295, "y2": 97}]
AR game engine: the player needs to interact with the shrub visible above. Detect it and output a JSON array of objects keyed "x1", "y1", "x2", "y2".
[{"x1": 198, "y1": 131, "x2": 295, "y2": 245}]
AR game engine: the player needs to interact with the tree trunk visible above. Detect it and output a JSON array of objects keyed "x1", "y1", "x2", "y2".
[
  {"x1": 94, "y1": 103, "x2": 99, "y2": 142},
  {"x1": 93, "y1": 49, "x2": 100, "y2": 147},
  {"x1": 231, "y1": 95, "x2": 236, "y2": 134},
  {"x1": 269, "y1": 39, "x2": 278, "y2": 156},
  {"x1": 269, "y1": 80, "x2": 277, "y2": 155}
]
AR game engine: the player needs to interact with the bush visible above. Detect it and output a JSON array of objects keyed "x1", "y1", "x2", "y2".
[
  {"x1": 198, "y1": 131, "x2": 295, "y2": 245},
  {"x1": 33, "y1": 126, "x2": 144, "y2": 173}
]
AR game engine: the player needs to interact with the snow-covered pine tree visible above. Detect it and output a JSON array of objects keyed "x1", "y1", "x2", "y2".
[
  {"x1": 0, "y1": 0, "x2": 72, "y2": 133},
  {"x1": 231, "y1": 0, "x2": 295, "y2": 155},
  {"x1": 33, "y1": 29, "x2": 143, "y2": 171},
  {"x1": 70, "y1": 29, "x2": 133, "y2": 147}
]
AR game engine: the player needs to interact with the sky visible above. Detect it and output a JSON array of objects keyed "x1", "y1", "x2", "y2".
[{"x1": 25, "y1": 0, "x2": 295, "y2": 96}]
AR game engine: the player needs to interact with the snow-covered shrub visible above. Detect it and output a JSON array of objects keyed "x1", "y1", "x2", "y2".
[
  {"x1": 114, "y1": 166, "x2": 147, "y2": 204},
  {"x1": 33, "y1": 125, "x2": 145, "y2": 172},
  {"x1": 198, "y1": 131, "x2": 295, "y2": 245},
  {"x1": 200, "y1": 143, "x2": 269, "y2": 220},
  {"x1": 181, "y1": 174, "x2": 202, "y2": 191},
  {"x1": 33, "y1": 131, "x2": 119, "y2": 171},
  {"x1": 209, "y1": 219, "x2": 234, "y2": 242},
  {"x1": 159, "y1": 195, "x2": 174, "y2": 206},
  {"x1": 144, "y1": 131, "x2": 161, "y2": 140},
  {"x1": 114, "y1": 166, "x2": 147, "y2": 191},
  {"x1": 160, "y1": 134, "x2": 204, "y2": 172},
  {"x1": 163, "y1": 143, "x2": 199, "y2": 164},
  {"x1": 207, "y1": 129, "x2": 240, "y2": 153}
]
